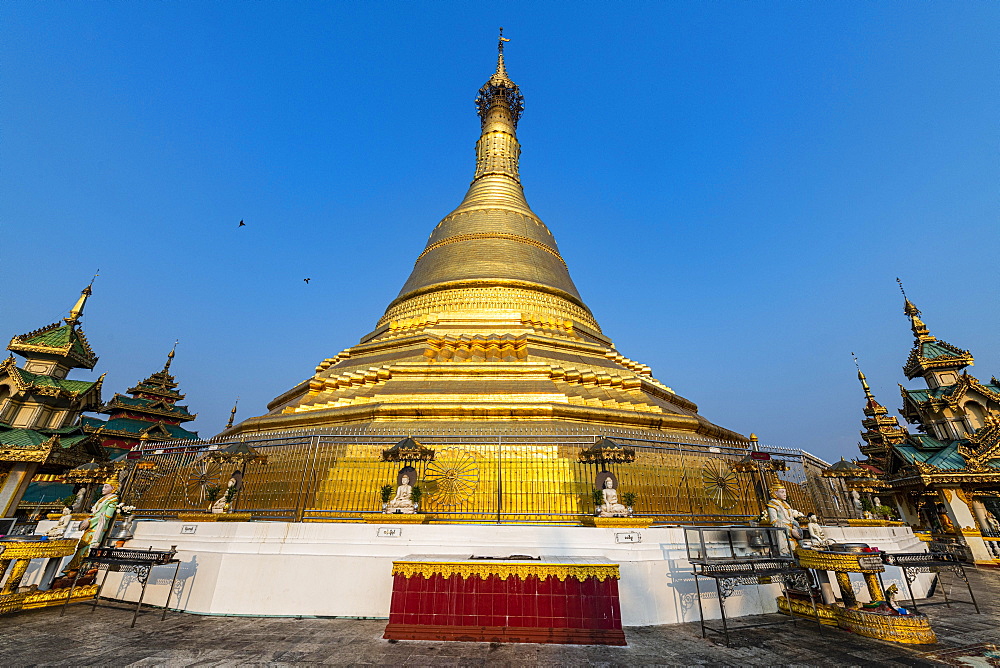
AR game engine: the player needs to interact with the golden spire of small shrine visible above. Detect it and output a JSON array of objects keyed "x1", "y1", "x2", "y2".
[
  {"x1": 164, "y1": 340, "x2": 178, "y2": 372},
  {"x1": 897, "y1": 278, "x2": 931, "y2": 340},
  {"x1": 852, "y1": 353, "x2": 875, "y2": 400},
  {"x1": 226, "y1": 398, "x2": 239, "y2": 430},
  {"x1": 64, "y1": 271, "x2": 98, "y2": 325}
]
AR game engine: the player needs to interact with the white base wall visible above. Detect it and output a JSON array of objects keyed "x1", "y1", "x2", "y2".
[{"x1": 26, "y1": 521, "x2": 933, "y2": 626}]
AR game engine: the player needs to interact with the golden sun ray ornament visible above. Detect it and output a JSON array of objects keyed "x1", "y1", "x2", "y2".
[
  {"x1": 701, "y1": 460, "x2": 739, "y2": 510},
  {"x1": 423, "y1": 448, "x2": 480, "y2": 507},
  {"x1": 183, "y1": 460, "x2": 224, "y2": 506}
]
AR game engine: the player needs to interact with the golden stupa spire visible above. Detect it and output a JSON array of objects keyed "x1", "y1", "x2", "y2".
[
  {"x1": 64, "y1": 271, "x2": 98, "y2": 325},
  {"x1": 377, "y1": 28, "x2": 598, "y2": 332}
]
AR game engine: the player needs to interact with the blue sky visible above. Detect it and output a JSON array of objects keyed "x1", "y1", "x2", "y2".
[{"x1": 2, "y1": 3, "x2": 997, "y2": 462}]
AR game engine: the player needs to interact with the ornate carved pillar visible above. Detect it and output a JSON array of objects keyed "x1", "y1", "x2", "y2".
[{"x1": 939, "y1": 488, "x2": 992, "y2": 563}]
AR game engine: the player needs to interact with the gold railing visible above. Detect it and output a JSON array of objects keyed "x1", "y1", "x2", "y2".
[{"x1": 123, "y1": 432, "x2": 849, "y2": 525}]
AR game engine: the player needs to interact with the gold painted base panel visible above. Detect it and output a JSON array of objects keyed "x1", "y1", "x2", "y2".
[
  {"x1": 22, "y1": 584, "x2": 99, "y2": 610},
  {"x1": 362, "y1": 513, "x2": 432, "y2": 524},
  {"x1": 835, "y1": 606, "x2": 936, "y2": 644},
  {"x1": 176, "y1": 512, "x2": 253, "y2": 522},
  {"x1": 0, "y1": 592, "x2": 27, "y2": 616},
  {"x1": 776, "y1": 596, "x2": 838, "y2": 625},
  {"x1": 846, "y1": 519, "x2": 907, "y2": 528},
  {"x1": 0, "y1": 584, "x2": 98, "y2": 615},
  {"x1": 778, "y1": 597, "x2": 936, "y2": 643},
  {"x1": 583, "y1": 517, "x2": 653, "y2": 528}
]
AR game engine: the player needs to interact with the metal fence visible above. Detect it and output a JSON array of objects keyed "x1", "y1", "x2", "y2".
[{"x1": 121, "y1": 430, "x2": 857, "y2": 525}]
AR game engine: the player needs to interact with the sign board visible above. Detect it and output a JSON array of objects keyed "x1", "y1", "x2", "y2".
[
  {"x1": 750, "y1": 452, "x2": 772, "y2": 461},
  {"x1": 377, "y1": 527, "x2": 403, "y2": 538},
  {"x1": 615, "y1": 531, "x2": 642, "y2": 544},
  {"x1": 180, "y1": 524, "x2": 197, "y2": 535}
]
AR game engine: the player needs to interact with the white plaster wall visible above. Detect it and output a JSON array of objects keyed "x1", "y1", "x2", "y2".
[{"x1": 59, "y1": 521, "x2": 932, "y2": 626}]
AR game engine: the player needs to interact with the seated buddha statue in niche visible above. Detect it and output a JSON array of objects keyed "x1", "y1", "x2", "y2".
[
  {"x1": 385, "y1": 474, "x2": 416, "y2": 514},
  {"x1": 599, "y1": 477, "x2": 629, "y2": 517}
]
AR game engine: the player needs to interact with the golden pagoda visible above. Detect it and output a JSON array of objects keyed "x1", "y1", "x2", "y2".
[
  {"x1": 231, "y1": 33, "x2": 744, "y2": 444},
  {"x1": 130, "y1": 34, "x2": 836, "y2": 528}
]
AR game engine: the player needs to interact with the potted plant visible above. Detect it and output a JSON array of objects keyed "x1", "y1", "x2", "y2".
[
  {"x1": 205, "y1": 484, "x2": 223, "y2": 513},
  {"x1": 380, "y1": 484, "x2": 394, "y2": 512},
  {"x1": 411, "y1": 485, "x2": 422, "y2": 512},
  {"x1": 621, "y1": 491, "x2": 637, "y2": 516},
  {"x1": 592, "y1": 488, "x2": 604, "y2": 516}
]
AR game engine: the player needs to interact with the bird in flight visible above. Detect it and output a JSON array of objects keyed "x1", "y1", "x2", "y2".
[
  {"x1": 238, "y1": 219, "x2": 245, "y2": 227},
  {"x1": 303, "y1": 278, "x2": 311, "y2": 284}
]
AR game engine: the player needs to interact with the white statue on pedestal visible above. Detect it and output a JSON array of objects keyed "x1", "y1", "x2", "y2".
[
  {"x1": 766, "y1": 486, "x2": 805, "y2": 541},
  {"x1": 805, "y1": 512, "x2": 833, "y2": 548},
  {"x1": 46, "y1": 506, "x2": 73, "y2": 538},
  {"x1": 385, "y1": 474, "x2": 416, "y2": 514},
  {"x1": 598, "y1": 477, "x2": 629, "y2": 517}
]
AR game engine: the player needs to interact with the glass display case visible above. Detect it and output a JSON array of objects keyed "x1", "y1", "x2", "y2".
[{"x1": 683, "y1": 525, "x2": 793, "y2": 564}]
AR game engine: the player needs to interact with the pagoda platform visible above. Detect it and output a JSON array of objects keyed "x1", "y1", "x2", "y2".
[{"x1": 30, "y1": 521, "x2": 934, "y2": 626}]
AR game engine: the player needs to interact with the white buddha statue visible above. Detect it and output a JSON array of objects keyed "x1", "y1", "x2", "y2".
[
  {"x1": 46, "y1": 506, "x2": 73, "y2": 538},
  {"x1": 805, "y1": 512, "x2": 833, "y2": 548},
  {"x1": 385, "y1": 474, "x2": 416, "y2": 514},
  {"x1": 598, "y1": 477, "x2": 629, "y2": 517}
]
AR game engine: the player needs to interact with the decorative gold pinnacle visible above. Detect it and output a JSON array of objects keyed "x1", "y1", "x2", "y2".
[
  {"x1": 496, "y1": 27, "x2": 511, "y2": 79},
  {"x1": 64, "y1": 286, "x2": 93, "y2": 326},
  {"x1": 226, "y1": 397, "x2": 239, "y2": 430},
  {"x1": 164, "y1": 340, "x2": 178, "y2": 372}
]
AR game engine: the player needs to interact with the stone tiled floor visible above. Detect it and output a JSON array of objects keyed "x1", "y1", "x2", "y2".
[{"x1": 2, "y1": 568, "x2": 997, "y2": 667}]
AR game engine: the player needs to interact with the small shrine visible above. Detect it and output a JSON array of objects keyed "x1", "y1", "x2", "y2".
[
  {"x1": 82, "y1": 343, "x2": 199, "y2": 456},
  {"x1": 843, "y1": 288, "x2": 1000, "y2": 564},
  {"x1": 0, "y1": 285, "x2": 107, "y2": 518}
]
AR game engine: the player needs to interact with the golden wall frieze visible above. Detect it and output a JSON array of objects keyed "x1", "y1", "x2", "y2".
[
  {"x1": 0, "y1": 538, "x2": 78, "y2": 560},
  {"x1": 0, "y1": 448, "x2": 49, "y2": 463},
  {"x1": 249, "y1": 398, "x2": 712, "y2": 433},
  {"x1": 391, "y1": 560, "x2": 620, "y2": 582},
  {"x1": 379, "y1": 283, "x2": 599, "y2": 331},
  {"x1": 386, "y1": 279, "x2": 592, "y2": 314},
  {"x1": 794, "y1": 548, "x2": 884, "y2": 573}
]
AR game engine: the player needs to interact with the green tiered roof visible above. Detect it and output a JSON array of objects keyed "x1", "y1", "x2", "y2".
[
  {"x1": 7, "y1": 286, "x2": 99, "y2": 369},
  {"x1": 84, "y1": 346, "x2": 199, "y2": 450}
]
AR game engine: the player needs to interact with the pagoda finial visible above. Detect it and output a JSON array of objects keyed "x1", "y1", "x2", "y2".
[
  {"x1": 852, "y1": 352, "x2": 874, "y2": 400},
  {"x1": 496, "y1": 27, "x2": 510, "y2": 79},
  {"x1": 64, "y1": 273, "x2": 97, "y2": 326},
  {"x1": 476, "y1": 28, "x2": 524, "y2": 133},
  {"x1": 896, "y1": 278, "x2": 930, "y2": 339},
  {"x1": 164, "y1": 340, "x2": 178, "y2": 372},
  {"x1": 226, "y1": 398, "x2": 239, "y2": 430}
]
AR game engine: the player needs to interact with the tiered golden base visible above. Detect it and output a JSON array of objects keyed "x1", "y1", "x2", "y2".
[
  {"x1": 583, "y1": 517, "x2": 653, "y2": 528},
  {"x1": 176, "y1": 512, "x2": 253, "y2": 522},
  {"x1": 362, "y1": 513, "x2": 432, "y2": 524},
  {"x1": 778, "y1": 597, "x2": 935, "y2": 643},
  {"x1": 835, "y1": 607, "x2": 936, "y2": 644}
]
